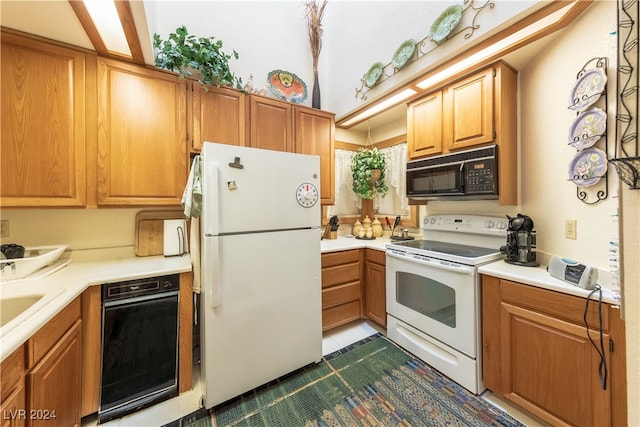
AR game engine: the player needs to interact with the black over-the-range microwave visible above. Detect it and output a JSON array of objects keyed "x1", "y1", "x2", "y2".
[{"x1": 406, "y1": 144, "x2": 498, "y2": 200}]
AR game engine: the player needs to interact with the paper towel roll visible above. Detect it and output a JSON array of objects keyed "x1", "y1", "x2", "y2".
[{"x1": 164, "y1": 219, "x2": 187, "y2": 256}]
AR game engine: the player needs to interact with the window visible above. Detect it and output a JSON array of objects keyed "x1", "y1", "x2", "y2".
[{"x1": 326, "y1": 141, "x2": 418, "y2": 229}]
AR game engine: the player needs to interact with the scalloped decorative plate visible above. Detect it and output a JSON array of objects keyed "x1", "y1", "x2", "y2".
[
  {"x1": 363, "y1": 62, "x2": 384, "y2": 88},
  {"x1": 267, "y1": 70, "x2": 307, "y2": 103},
  {"x1": 430, "y1": 4, "x2": 463, "y2": 44},
  {"x1": 392, "y1": 39, "x2": 417, "y2": 70},
  {"x1": 568, "y1": 68, "x2": 607, "y2": 111},
  {"x1": 568, "y1": 107, "x2": 606, "y2": 149},
  {"x1": 568, "y1": 147, "x2": 607, "y2": 187}
]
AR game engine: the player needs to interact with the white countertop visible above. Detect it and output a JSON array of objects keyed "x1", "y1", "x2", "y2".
[
  {"x1": 0, "y1": 247, "x2": 192, "y2": 362},
  {"x1": 479, "y1": 260, "x2": 621, "y2": 305},
  {"x1": 323, "y1": 236, "x2": 621, "y2": 306}
]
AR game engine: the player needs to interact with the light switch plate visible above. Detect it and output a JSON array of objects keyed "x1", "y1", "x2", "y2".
[{"x1": 0, "y1": 220, "x2": 8, "y2": 238}]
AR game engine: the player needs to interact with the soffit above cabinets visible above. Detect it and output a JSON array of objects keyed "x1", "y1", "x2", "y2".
[
  {"x1": 1, "y1": 0, "x2": 149, "y2": 64},
  {"x1": 1, "y1": 1, "x2": 93, "y2": 50},
  {"x1": 339, "y1": 0, "x2": 594, "y2": 131}
]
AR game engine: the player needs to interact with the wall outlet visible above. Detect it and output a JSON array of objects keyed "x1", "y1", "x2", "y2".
[
  {"x1": 565, "y1": 219, "x2": 577, "y2": 240},
  {"x1": 0, "y1": 220, "x2": 8, "y2": 238}
]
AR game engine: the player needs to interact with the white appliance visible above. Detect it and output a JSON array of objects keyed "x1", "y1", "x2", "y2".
[
  {"x1": 200, "y1": 142, "x2": 322, "y2": 408},
  {"x1": 385, "y1": 215, "x2": 506, "y2": 394}
]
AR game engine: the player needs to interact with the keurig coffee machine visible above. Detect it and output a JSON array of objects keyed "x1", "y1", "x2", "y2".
[{"x1": 500, "y1": 214, "x2": 540, "y2": 267}]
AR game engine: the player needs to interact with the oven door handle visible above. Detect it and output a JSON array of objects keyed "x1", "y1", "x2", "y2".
[{"x1": 386, "y1": 251, "x2": 475, "y2": 275}]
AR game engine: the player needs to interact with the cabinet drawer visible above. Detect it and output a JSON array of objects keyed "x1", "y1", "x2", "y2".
[
  {"x1": 322, "y1": 263, "x2": 360, "y2": 288},
  {"x1": 322, "y1": 300, "x2": 361, "y2": 331},
  {"x1": 1, "y1": 344, "x2": 25, "y2": 399},
  {"x1": 366, "y1": 249, "x2": 385, "y2": 265},
  {"x1": 322, "y1": 282, "x2": 360, "y2": 309},
  {"x1": 499, "y1": 279, "x2": 610, "y2": 331},
  {"x1": 28, "y1": 297, "x2": 81, "y2": 367},
  {"x1": 321, "y1": 250, "x2": 359, "y2": 268}
]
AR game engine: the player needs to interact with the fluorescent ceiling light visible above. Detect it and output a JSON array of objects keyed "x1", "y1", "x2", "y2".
[
  {"x1": 341, "y1": 88, "x2": 417, "y2": 127},
  {"x1": 83, "y1": 0, "x2": 130, "y2": 56}
]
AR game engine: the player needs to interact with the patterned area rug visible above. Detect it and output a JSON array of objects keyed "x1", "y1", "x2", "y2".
[{"x1": 167, "y1": 334, "x2": 525, "y2": 427}]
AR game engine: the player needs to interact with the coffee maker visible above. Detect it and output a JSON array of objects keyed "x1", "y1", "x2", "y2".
[{"x1": 500, "y1": 214, "x2": 540, "y2": 267}]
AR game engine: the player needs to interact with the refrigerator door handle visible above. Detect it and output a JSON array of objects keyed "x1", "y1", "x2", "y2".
[
  {"x1": 204, "y1": 161, "x2": 220, "y2": 237},
  {"x1": 203, "y1": 237, "x2": 222, "y2": 308}
]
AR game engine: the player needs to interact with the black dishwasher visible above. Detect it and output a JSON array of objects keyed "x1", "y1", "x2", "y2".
[{"x1": 99, "y1": 274, "x2": 179, "y2": 423}]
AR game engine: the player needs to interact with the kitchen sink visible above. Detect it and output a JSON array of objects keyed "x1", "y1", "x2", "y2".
[{"x1": 0, "y1": 294, "x2": 44, "y2": 327}]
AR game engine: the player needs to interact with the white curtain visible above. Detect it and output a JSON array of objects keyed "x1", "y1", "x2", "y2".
[
  {"x1": 376, "y1": 143, "x2": 408, "y2": 214},
  {"x1": 329, "y1": 149, "x2": 359, "y2": 216}
]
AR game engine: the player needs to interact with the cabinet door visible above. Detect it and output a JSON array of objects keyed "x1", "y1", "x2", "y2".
[
  {"x1": 294, "y1": 106, "x2": 335, "y2": 205},
  {"x1": 444, "y1": 67, "x2": 494, "y2": 151},
  {"x1": 97, "y1": 58, "x2": 187, "y2": 206},
  {"x1": 364, "y1": 259, "x2": 386, "y2": 328},
  {"x1": 27, "y1": 320, "x2": 82, "y2": 427},
  {"x1": 499, "y1": 302, "x2": 611, "y2": 427},
  {"x1": 81, "y1": 286, "x2": 101, "y2": 417},
  {"x1": 0, "y1": 385, "x2": 26, "y2": 427},
  {"x1": 1, "y1": 32, "x2": 86, "y2": 207},
  {"x1": 1, "y1": 345, "x2": 26, "y2": 427},
  {"x1": 407, "y1": 91, "x2": 443, "y2": 159},
  {"x1": 248, "y1": 95, "x2": 292, "y2": 152},
  {"x1": 191, "y1": 84, "x2": 245, "y2": 151}
]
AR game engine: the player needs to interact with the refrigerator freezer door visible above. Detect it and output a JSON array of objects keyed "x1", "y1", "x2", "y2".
[
  {"x1": 200, "y1": 228, "x2": 322, "y2": 408},
  {"x1": 202, "y1": 142, "x2": 320, "y2": 236}
]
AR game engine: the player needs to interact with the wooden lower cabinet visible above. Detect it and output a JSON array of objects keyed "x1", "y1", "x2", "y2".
[
  {"x1": 482, "y1": 275, "x2": 626, "y2": 427},
  {"x1": 364, "y1": 249, "x2": 386, "y2": 328},
  {"x1": 321, "y1": 250, "x2": 361, "y2": 331},
  {"x1": 81, "y1": 287, "x2": 101, "y2": 417},
  {"x1": 321, "y1": 248, "x2": 387, "y2": 331},
  {"x1": 1, "y1": 345, "x2": 27, "y2": 427},
  {"x1": 28, "y1": 321, "x2": 81, "y2": 427}
]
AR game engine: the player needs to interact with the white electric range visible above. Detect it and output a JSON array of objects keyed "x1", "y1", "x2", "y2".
[{"x1": 385, "y1": 214, "x2": 507, "y2": 394}]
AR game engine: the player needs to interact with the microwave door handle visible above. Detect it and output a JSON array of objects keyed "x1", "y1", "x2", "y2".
[{"x1": 459, "y1": 162, "x2": 465, "y2": 191}]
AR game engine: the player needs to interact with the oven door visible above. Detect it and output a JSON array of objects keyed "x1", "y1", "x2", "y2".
[{"x1": 385, "y1": 250, "x2": 478, "y2": 358}]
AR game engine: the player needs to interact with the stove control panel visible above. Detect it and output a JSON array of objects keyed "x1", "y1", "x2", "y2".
[{"x1": 423, "y1": 215, "x2": 508, "y2": 236}]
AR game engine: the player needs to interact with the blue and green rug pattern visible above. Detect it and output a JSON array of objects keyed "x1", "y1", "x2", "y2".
[{"x1": 170, "y1": 334, "x2": 525, "y2": 427}]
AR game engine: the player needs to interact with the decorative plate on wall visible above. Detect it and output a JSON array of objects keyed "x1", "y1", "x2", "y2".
[
  {"x1": 429, "y1": 4, "x2": 464, "y2": 44},
  {"x1": 568, "y1": 68, "x2": 607, "y2": 111},
  {"x1": 363, "y1": 62, "x2": 384, "y2": 88},
  {"x1": 267, "y1": 70, "x2": 308, "y2": 103},
  {"x1": 568, "y1": 147, "x2": 607, "y2": 187},
  {"x1": 392, "y1": 39, "x2": 417, "y2": 70},
  {"x1": 568, "y1": 107, "x2": 606, "y2": 149}
]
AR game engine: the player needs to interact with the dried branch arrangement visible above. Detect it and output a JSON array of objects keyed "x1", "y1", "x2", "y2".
[{"x1": 304, "y1": 0, "x2": 328, "y2": 73}]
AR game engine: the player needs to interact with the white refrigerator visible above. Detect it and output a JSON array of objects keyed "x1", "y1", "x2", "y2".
[{"x1": 199, "y1": 142, "x2": 322, "y2": 409}]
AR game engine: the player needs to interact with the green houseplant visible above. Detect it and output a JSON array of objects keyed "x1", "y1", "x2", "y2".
[
  {"x1": 153, "y1": 26, "x2": 243, "y2": 89},
  {"x1": 351, "y1": 147, "x2": 388, "y2": 199}
]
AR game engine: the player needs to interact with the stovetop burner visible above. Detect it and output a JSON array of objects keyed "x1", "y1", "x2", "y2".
[{"x1": 395, "y1": 240, "x2": 498, "y2": 258}]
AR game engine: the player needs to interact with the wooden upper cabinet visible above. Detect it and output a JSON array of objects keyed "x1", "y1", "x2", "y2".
[
  {"x1": 247, "y1": 95, "x2": 292, "y2": 152},
  {"x1": 294, "y1": 106, "x2": 335, "y2": 205},
  {"x1": 0, "y1": 31, "x2": 87, "y2": 207},
  {"x1": 407, "y1": 91, "x2": 443, "y2": 158},
  {"x1": 191, "y1": 84, "x2": 246, "y2": 151},
  {"x1": 444, "y1": 67, "x2": 494, "y2": 151},
  {"x1": 96, "y1": 58, "x2": 187, "y2": 206},
  {"x1": 407, "y1": 62, "x2": 517, "y2": 205}
]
